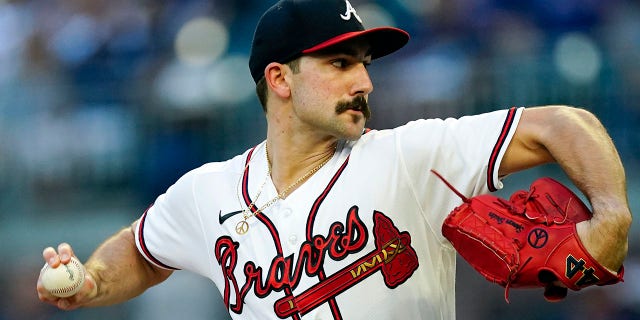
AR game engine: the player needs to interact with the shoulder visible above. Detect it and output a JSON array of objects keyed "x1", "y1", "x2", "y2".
[
  {"x1": 348, "y1": 108, "x2": 520, "y2": 150},
  {"x1": 174, "y1": 144, "x2": 261, "y2": 185},
  {"x1": 362, "y1": 108, "x2": 515, "y2": 137}
]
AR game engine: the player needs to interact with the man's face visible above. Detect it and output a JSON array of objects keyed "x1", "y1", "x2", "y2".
[{"x1": 288, "y1": 39, "x2": 374, "y2": 141}]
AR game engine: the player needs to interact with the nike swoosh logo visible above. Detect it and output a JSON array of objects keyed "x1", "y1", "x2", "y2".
[{"x1": 219, "y1": 210, "x2": 243, "y2": 224}]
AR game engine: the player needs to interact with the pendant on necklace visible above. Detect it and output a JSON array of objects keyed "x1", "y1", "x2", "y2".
[{"x1": 236, "y1": 220, "x2": 249, "y2": 235}]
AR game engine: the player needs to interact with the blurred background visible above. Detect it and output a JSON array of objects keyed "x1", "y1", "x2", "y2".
[{"x1": 1, "y1": 0, "x2": 639, "y2": 319}]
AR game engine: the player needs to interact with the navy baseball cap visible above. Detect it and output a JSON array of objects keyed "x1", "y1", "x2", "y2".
[{"x1": 249, "y1": 0, "x2": 410, "y2": 83}]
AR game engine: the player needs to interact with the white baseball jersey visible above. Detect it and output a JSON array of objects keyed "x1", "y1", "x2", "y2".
[{"x1": 135, "y1": 107, "x2": 523, "y2": 320}]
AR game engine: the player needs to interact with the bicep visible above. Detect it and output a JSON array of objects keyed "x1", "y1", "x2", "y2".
[{"x1": 499, "y1": 107, "x2": 556, "y2": 176}]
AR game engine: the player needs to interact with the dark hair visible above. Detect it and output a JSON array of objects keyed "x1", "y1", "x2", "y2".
[{"x1": 255, "y1": 59, "x2": 301, "y2": 112}]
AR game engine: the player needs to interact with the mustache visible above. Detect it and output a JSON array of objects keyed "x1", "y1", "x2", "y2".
[{"x1": 335, "y1": 96, "x2": 371, "y2": 119}]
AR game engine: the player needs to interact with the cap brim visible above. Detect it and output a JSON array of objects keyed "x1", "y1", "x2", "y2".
[{"x1": 302, "y1": 27, "x2": 409, "y2": 59}]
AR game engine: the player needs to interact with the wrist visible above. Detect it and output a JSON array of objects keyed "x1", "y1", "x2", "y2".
[
  {"x1": 589, "y1": 197, "x2": 632, "y2": 232},
  {"x1": 576, "y1": 216, "x2": 629, "y2": 272},
  {"x1": 81, "y1": 263, "x2": 103, "y2": 307}
]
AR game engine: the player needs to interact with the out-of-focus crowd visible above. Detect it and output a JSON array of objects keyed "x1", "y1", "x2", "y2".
[{"x1": 1, "y1": 0, "x2": 638, "y2": 319}]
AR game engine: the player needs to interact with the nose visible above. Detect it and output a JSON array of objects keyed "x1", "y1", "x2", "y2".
[{"x1": 352, "y1": 63, "x2": 374, "y2": 96}]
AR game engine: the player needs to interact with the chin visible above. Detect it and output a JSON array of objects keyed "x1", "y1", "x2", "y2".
[
  {"x1": 342, "y1": 128, "x2": 366, "y2": 141},
  {"x1": 333, "y1": 117, "x2": 366, "y2": 141},
  {"x1": 343, "y1": 135, "x2": 362, "y2": 141}
]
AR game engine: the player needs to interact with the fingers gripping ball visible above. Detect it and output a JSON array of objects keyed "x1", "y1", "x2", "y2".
[{"x1": 41, "y1": 257, "x2": 86, "y2": 298}]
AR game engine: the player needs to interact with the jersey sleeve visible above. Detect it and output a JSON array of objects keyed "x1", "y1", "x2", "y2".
[
  {"x1": 395, "y1": 107, "x2": 523, "y2": 238},
  {"x1": 401, "y1": 107, "x2": 521, "y2": 191},
  {"x1": 134, "y1": 168, "x2": 211, "y2": 275}
]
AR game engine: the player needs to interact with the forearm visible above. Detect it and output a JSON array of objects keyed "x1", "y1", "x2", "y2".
[
  {"x1": 506, "y1": 106, "x2": 631, "y2": 270},
  {"x1": 82, "y1": 222, "x2": 172, "y2": 307},
  {"x1": 541, "y1": 107, "x2": 626, "y2": 202},
  {"x1": 543, "y1": 107, "x2": 630, "y2": 270}
]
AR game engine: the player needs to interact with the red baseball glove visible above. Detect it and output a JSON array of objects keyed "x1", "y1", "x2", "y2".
[{"x1": 433, "y1": 171, "x2": 624, "y2": 302}]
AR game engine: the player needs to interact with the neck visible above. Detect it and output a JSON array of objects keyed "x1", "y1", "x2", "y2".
[{"x1": 265, "y1": 137, "x2": 337, "y2": 198}]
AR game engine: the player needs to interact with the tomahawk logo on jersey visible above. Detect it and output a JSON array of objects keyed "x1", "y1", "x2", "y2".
[{"x1": 216, "y1": 205, "x2": 418, "y2": 318}]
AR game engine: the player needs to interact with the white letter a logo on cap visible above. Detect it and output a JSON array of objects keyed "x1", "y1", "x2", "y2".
[{"x1": 340, "y1": 0, "x2": 362, "y2": 23}]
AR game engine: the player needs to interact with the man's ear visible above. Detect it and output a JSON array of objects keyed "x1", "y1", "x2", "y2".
[{"x1": 264, "y1": 62, "x2": 291, "y2": 99}]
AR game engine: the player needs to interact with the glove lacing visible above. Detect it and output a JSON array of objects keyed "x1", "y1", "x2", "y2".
[{"x1": 504, "y1": 256, "x2": 533, "y2": 303}]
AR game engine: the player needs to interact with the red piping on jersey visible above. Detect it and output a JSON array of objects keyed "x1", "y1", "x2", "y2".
[
  {"x1": 306, "y1": 156, "x2": 351, "y2": 240},
  {"x1": 137, "y1": 207, "x2": 180, "y2": 270},
  {"x1": 487, "y1": 107, "x2": 518, "y2": 192},
  {"x1": 241, "y1": 146, "x2": 300, "y2": 320},
  {"x1": 241, "y1": 146, "x2": 284, "y2": 254},
  {"x1": 241, "y1": 147, "x2": 258, "y2": 217},
  {"x1": 241, "y1": 145, "x2": 351, "y2": 320},
  {"x1": 304, "y1": 155, "x2": 351, "y2": 320}
]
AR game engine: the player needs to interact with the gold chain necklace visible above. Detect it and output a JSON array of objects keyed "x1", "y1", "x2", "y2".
[{"x1": 235, "y1": 146, "x2": 333, "y2": 235}]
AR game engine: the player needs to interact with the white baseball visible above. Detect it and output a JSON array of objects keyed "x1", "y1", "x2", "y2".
[{"x1": 41, "y1": 257, "x2": 86, "y2": 298}]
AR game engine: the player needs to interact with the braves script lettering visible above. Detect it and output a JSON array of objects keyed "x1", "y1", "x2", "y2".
[{"x1": 215, "y1": 206, "x2": 368, "y2": 314}]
